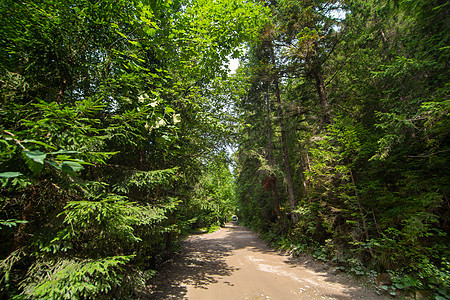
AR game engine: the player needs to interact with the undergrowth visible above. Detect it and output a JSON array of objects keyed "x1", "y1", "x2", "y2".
[{"x1": 257, "y1": 225, "x2": 449, "y2": 299}]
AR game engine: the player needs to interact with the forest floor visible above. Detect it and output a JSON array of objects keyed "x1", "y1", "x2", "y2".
[{"x1": 143, "y1": 223, "x2": 389, "y2": 300}]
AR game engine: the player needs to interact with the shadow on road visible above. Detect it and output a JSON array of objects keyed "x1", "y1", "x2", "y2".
[{"x1": 144, "y1": 223, "x2": 250, "y2": 299}]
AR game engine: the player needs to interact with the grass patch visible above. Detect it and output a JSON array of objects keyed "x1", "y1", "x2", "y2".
[
  {"x1": 182, "y1": 224, "x2": 221, "y2": 236},
  {"x1": 206, "y1": 225, "x2": 220, "y2": 233}
]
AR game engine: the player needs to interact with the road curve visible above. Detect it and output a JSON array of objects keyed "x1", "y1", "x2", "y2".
[{"x1": 146, "y1": 223, "x2": 387, "y2": 300}]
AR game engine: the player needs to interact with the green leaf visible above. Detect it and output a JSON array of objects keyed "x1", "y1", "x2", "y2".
[
  {"x1": 25, "y1": 150, "x2": 46, "y2": 164},
  {"x1": 0, "y1": 172, "x2": 23, "y2": 178},
  {"x1": 165, "y1": 107, "x2": 175, "y2": 114},
  {"x1": 49, "y1": 150, "x2": 80, "y2": 155},
  {"x1": 61, "y1": 161, "x2": 84, "y2": 173},
  {"x1": 128, "y1": 40, "x2": 141, "y2": 47},
  {"x1": 23, "y1": 139, "x2": 57, "y2": 150},
  {"x1": 143, "y1": 26, "x2": 156, "y2": 37},
  {"x1": 47, "y1": 161, "x2": 62, "y2": 171},
  {"x1": 0, "y1": 219, "x2": 28, "y2": 229},
  {"x1": 23, "y1": 151, "x2": 45, "y2": 175}
]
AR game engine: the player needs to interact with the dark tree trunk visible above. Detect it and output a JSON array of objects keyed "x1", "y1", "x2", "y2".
[
  {"x1": 265, "y1": 91, "x2": 282, "y2": 220},
  {"x1": 296, "y1": 131, "x2": 309, "y2": 201},
  {"x1": 270, "y1": 45, "x2": 298, "y2": 223},
  {"x1": 312, "y1": 68, "x2": 332, "y2": 126}
]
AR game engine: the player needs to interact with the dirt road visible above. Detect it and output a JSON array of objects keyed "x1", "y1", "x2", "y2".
[{"x1": 147, "y1": 223, "x2": 387, "y2": 299}]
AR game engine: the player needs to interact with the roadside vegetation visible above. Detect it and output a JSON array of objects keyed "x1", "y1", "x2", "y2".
[
  {"x1": 0, "y1": 0, "x2": 252, "y2": 298},
  {"x1": 0, "y1": 0, "x2": 448, "y2": 299},
  {"x1": 234, "y1": 0, "x2": 449, "y2": 298}
]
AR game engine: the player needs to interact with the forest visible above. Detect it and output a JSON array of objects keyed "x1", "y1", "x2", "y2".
[{"x1": 0, "y1": 0, "x2": 448, "y2": 299}]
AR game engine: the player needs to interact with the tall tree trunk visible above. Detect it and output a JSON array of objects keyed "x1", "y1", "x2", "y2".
[
  {"x1": 296, "y1": 130, "x2": 309, "y2": 201},
  {"x1": 308, "y1": 48, "x2": 332, "y2": 126},
  {"x1": 312, "y1": 68, "x2": 332, "y2": 126},
  {"x1": 266, "y1": 91, "x2": 282, "y2": 220},
  {"x1": 270, "y1": 45, "x2": 298, "y2": 223}
]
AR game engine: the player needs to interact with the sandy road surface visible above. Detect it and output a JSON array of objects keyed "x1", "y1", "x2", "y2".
[{"x1": 146, "y1": 223, "x2": 387, "y2": 300}]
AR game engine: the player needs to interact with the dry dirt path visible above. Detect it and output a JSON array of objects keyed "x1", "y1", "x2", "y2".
[{"x1": 146, "y1": 222, "x2": 388, "y2": 300}]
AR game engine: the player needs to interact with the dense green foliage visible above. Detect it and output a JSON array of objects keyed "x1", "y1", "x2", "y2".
[
  {"x1": 1, "y1": 0, "x2": 448, "y2": 298},
  {"x1": 0, "y1": 0, "x2": 267, "y2": 298},
  {"x1": 235, "y1": 0, "x2": 449, "y2": 297}
]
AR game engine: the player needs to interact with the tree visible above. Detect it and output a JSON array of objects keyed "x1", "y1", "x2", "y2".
[
  {"x1": 0, "y1": 0, "x2": 270, "y2": 298},
  {"x1": 235, "y1": 0, "x2": 449, "y2": 297}
]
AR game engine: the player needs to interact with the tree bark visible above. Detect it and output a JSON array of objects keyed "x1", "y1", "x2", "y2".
[
  {"x1": 307, "y1": 47, "x2": 332, "y2": 126},
  {"x1": 312, "y1": 68, "x2": 332, "y2": 126},
  {"x1": 270, "y1": 45, "x2": 298, "y2": 223},
  {"x1": 265, "y1": 91, "x2": 282, "y2": 220},
  {"x1": 296, "y1": 131, "x2": 309, "y2": 201}
]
